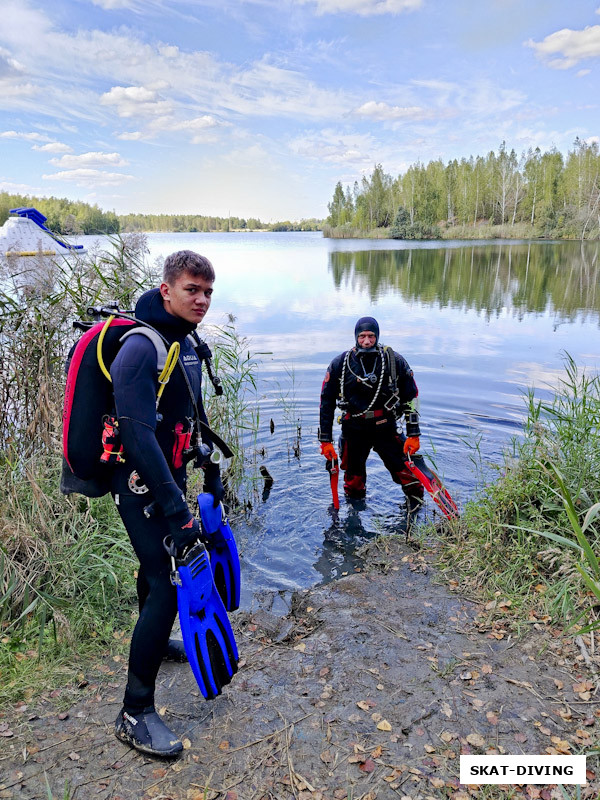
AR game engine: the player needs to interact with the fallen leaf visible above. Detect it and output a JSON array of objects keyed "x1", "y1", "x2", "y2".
[
  {"x1": 440, "y1": 731, "x2": 456, "y2": 743},
  {"x1": 553, "y1": 678, "x2": 564, "y2": 690},
  {"x1": 357, "y1": 700, "x2": 372, "y2": 711},
  {"x1": 514, "y1": 733, "x2": 527, "y2": 743},
  {"x1": 377, "y1": 720, "x2": 392, "y2": 732},
  {"x1": 371, "y1": 745, "x2": 383, "y2": 759},
  {"x1": 320, "y1": 749, "x2": 333, "y2": 764},
  {"x1": 182, "y1": 738, "x2": 192, "y2": 750},
  {"x1": 58, "y1": 712, "x2": 69, "y2": 721},
  {"x1": 441, "y1": 702, "x2": 452, "y2": 718},
  {"x1": 459, "y1": 671, "x2": 472, "y2": 680},
  {"x1": 482, "y1": 664, "x2": 493, "y2": 674},
  {"x1": 573, "y1": 680, "x2": 594, "y2": 693},
  {"x1": 218, "y1": 740, "x2": 229, "y2": 751},
  {"x1": 359, "y1": 758, "x2": 376, "y2": 773},
  {"x1": 550, "y1": 737, "x2": 571, "y2": 753},
  {"x1": 152, "y1": 768, "x2": 167, "y2": 778},
  {"x1": 294, "y1": 643, "x2": 306, "y2": 652},
  {"x1": 68, "y1": 751, "x2": 80, "y2": 761},
  {"x1": 430, "y1": 777, "x2": 445, "y2": 788},
  {"x1": 486, "y1": 712, "x2": 498, "y2": 725},
  {"x1": 424, "y1": 744, "x2": 436, "y2": 753},
  {"x1": 466, "y1": 733, "x2": 485, "y2": 747}
]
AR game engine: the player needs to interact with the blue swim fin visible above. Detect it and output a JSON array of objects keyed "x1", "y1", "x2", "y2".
[
  {"x1": 197, "y1": 493, "x2": 241, "y2": 612},
  {"x1": 166, "y1": 539, "x2": 238, "y2": 700}
]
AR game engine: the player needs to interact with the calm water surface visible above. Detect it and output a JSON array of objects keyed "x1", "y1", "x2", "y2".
[{"x1": 86, "y1": 232, "x2": 600, "y2": 603}]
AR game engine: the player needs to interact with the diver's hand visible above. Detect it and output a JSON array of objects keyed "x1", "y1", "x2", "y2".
[
  {"x1": 320, "y1": 442, "x2": 337, "y2": 461},
  {"x1": 166, "y1": 508, "x2": 201, "y2": 551},
  {"x1": 204, "y1": 461, "x2": 224, "y2": 507},
  {"x1": 403, "y1": 436, "x2": 420, "y2": 457}
]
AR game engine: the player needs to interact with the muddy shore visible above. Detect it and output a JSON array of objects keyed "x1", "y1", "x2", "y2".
[{"x1": 1, "y1": 537, "x2": 598, "y2": 800}]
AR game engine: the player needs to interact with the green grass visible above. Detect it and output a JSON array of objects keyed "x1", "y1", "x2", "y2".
[{"x1": 436, "y1": 354, "x2": 600, "y2": 632}]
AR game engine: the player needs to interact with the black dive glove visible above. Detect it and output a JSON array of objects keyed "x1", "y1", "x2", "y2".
[
  {"x1": 165, "y1": 507, "x2": 201, "y2": 552},
  {"x1": 204, "y1": 461, "x2": 224, "y2": 508}
]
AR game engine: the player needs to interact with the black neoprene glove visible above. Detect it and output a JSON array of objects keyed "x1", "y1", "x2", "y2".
[
  {"x1": 165, "y1": 507, "x2": 201, "y2": 552},
  {"x1": 204, "y1": 461, "x2": 225, "y2": 508}
]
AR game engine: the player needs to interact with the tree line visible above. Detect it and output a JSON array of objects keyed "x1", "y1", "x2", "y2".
[
  {"x1": 0, "y1": 192, "x2": 120, "y2": 235},
  {"x1": 0, "y1": 192, "x2": 322, "y2": 235},
  {"x1": 118, "y1": 212, "x2": 321, "y2": 232},
  {"x1": 325, "y1": 139, "x2": 600, "y2": 240}
]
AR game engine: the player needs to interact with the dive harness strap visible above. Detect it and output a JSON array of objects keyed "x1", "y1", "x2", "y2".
[{"x1": 92, "y1": 307, "x2": 233, "y2": 460}]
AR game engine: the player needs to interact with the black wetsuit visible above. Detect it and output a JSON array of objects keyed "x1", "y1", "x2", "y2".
[
  {"x1": 319, "y1": 346, "x2": 423, "y2": 500},
  {"x1": 110, "y1": 288, "x2": 210, "y2": 713}
]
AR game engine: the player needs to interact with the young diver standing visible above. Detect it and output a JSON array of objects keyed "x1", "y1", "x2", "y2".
[
  {"x1": 109, "y1": 251, "x2": 227, "y2": 756},
  {"x1": 319, "y1": 317, "x2": 424, "y2": 512}
]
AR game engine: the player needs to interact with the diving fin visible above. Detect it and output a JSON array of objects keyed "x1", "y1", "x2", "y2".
[
  {"x1": 197, "y1": 493, "x2": 241, "y2": 612},
  {"x1": 404, "y1": 454, "x2": 459, "y2": 520},
  {"x1": 166, "y1": 538, "x2": 238, "y2": 700}
]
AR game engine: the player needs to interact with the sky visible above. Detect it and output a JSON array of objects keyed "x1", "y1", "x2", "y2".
[{"x1": 1, "y1": 0, "x2": 599, "y2": 221}]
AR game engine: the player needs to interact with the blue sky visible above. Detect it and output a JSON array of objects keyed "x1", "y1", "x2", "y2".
[{"x1": 1, "y1": 0, "x2": 599, "y2": 220}]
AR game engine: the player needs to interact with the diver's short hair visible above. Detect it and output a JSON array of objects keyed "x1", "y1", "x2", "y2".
[{"x1": 163, "y1": 250, "x2": 215, "y2": 284}]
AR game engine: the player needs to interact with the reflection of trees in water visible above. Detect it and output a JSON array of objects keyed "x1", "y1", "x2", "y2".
[{"x1": 329, "y1": 242, "x2": 600, "y2": 320}]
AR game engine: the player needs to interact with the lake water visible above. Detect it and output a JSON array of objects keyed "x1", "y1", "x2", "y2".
[{"x1": 82, "y1": 232, "x2": 600, "y2": 604}]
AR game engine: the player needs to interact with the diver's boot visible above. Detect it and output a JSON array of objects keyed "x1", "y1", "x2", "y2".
[
  {"x1": 164, "y1": 638, "x2": 188, "y2": 662},
  {"x1": 404, "y1": 494, "x2": 424, "y2": 535},
  {"x1": 115, "y1": 707, "x2": 183, "y2": 757}
]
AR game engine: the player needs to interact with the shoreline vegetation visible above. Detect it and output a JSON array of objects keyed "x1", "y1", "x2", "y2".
[
  {"x1": 0, "y1": 192, "x2": 321, "y2": 236},
  {"x1": 325, "y1": 140, "x2": 600, "y2": 241}
]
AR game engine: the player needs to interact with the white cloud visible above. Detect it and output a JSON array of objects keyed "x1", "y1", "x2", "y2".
[
  {"x1": 297, "y1": 0, "x2": 422, "y2": 15},
  {"x1": 586, "y1": 135, "x2": 599, "y2": 145},
  {"x1": 32, "y1": 141, "x2": 73, "y2": 153},
  {"x1": 577, "y1": 68, "x2": 591, "y2": 77},
  {"x1": 0, "y1": 4, "x2": 354, "y2": 126},
  {"x1": 526, "y1": 25, "x2": 600, "y2": 69},
  {"x1": 158, "y1": 115, "x2": 227, "y2": 143},
  {"x1": 0, "y1": 129, "x2": 50, "y2": 142},
  {"x1": 353, "y1": 101, "x2": 430, "y2": 121},
  {"x1": 100, "y1": 86, "x2": 174, "y2": 118},
  {"x1": 42, "y1": 168, "x2": 135, "y2": 187},
  {"x1": 289, "y1": 129, "x2": 376, "y2": 167},
  {"x1": 0, "y1": 179, "x2": 44, "y2": 194},
  {"x1": 116, "y1": 131, "x2": 144, "y2": 140},
  {"x1": 49, "y1": 151, "x2": 128, "y2": 168}
]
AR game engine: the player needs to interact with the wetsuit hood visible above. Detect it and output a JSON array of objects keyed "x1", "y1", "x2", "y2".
[
  {"x1": 354, "y1": 316, "x2": 379, "y2": 352},
  {"x1": 135, "y1": 287, "x2": 197, "y2": 338}
]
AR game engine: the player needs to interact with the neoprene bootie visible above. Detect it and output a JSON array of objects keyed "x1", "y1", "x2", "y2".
[{"x1": 115, "y1": 707, "x2": 183, "y2": 757}]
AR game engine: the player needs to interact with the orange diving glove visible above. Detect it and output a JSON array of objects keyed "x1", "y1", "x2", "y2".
[
  {"x1": 403, "y1": 436, "x2": 420, "y2": 457},
  {"x1": 320, "y1": 442, "x2": 337, "y2": 461}
]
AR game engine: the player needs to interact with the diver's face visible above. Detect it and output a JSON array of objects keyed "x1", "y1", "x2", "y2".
[
  {"x1": 357, "y1": 332, "x2": 376, "y2": 349},
  {"x1": 160, "y1": 270, "x2": 213, "y2": 325}
]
